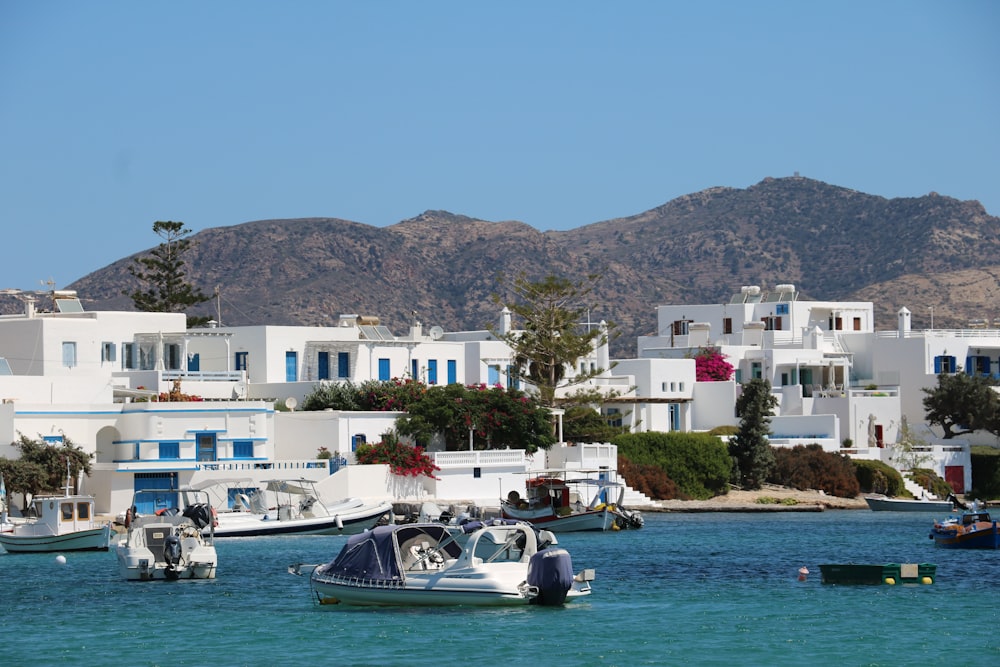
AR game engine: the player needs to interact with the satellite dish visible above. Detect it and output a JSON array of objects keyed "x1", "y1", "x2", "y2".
[
  {"x1": 284, "y1": 396, "x2": 298, "y2": 411},
  {"x1": 429, "y1": 326, "x2": 444, "y2": 340}
]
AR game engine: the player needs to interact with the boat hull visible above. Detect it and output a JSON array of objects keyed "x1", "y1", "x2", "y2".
[
  {"x1": 0, "y1": 524, "x2": 111, "y2": 553},
  {"x1": 819, "y1": 563, "x2": 936, "y2": 585},
  {"x1": 117, "y1": 543, "x2": 218, "y2": 580},
  {"x1": 865, "y1": 497, "x2": 953, "y2": 512},
  {"x1": 930, "y1": 522, "x2": 1000, "y2": 549},
  {"x1": 213, "y1": 509, "x2": 387, "y2": 537},
  {"x1": 500, "y1": 506, "x2": 615, "y2": 532}
]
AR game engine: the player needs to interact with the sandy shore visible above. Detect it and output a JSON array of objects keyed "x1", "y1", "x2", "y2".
[{"x1": 641, "y1": 486, "x2": 868, "y2": 513}]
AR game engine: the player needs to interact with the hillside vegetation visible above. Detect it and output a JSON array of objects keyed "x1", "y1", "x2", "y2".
[{"x1": 28, "y1": 176, "x2": 999, "y2": 357}]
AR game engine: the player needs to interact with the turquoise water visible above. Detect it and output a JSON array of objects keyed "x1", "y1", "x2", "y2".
[{"x1": 2, "y1": 511, "x2": 998, "y2": 667}]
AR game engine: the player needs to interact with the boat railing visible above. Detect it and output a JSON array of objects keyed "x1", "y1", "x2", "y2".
[{"x1": 315, "y1": 572, "x2": 405, "y2": 590}]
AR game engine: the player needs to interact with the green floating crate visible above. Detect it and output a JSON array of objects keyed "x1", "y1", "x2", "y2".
[{"x1": 819, "y1": 563, "x2": 935, "y2": 585}]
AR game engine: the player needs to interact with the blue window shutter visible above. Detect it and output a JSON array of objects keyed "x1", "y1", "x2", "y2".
[
  {"x1": 447, "y1": 360, "x2": 457, "y2": 384},
  {"x1": 412, "y1": 359, "x2": 419, "y2": 380},
  {"x1": 378, "y1": 358, "x2": 390, "y2": 381},
  {"x1": 338, "y1": 352, "x2": 349, "y2": 378},
  {"x1": 949, "y1": 356, "x2": 957, "y2": 373},
  {"x1": 934, "y1": 356, "x2": 942, "y2": 373},
  {"x1": 488, "y1": 365, "x2": 499, "y2": 385},
  {"x1": 966, "y1": 356, "x2": 973, "y2": 374}
]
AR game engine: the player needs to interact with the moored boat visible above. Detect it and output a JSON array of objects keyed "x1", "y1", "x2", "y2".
[
  {"x1": 0, "y1": 492, "x2": 111, "y2": 553},
  {"x1": 199, "y1": 479, "x2": 393, "y2": 538},
  {"x1": 819, "y1": 563, "x2": 936, "y2": 585},
  {"x1": 116, "y1": 488, "x2": 218, "y2": 580},
  {"x1": 501, "y1": 472, "x2": 643, "y2": 532},
  {"x1": 864, "y1": 494, "x2": 955, "y2": 512},
  {"x1": 929, "y1": 502, "x2": 1000, "y2": 549},
  {"x1": 296, "y1": 520, "x2": 594, "y2": 606}
]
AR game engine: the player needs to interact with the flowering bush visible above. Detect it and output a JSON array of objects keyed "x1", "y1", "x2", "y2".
[
  {"x1": 694, "y1": 347, "x2": 735, "y2": 382},
  {"x1": 355, "y1": 435, "x2": 440, "y2": 479}
]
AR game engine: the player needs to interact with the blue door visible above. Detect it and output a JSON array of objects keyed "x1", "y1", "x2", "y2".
[
  {"x1": 286, "y1": 351, "x2": 298, "y2": 381},
  {"x1": 378, "y1": 358, "x2": 390, "y2": 381},
  {"x1": 132, "y1": 473, "x2": 178, "y2": 514},
  {"x1": 318, "y1": 351, "x2": 330, "y2": 380},
  {"x1": 447, "y1": 360, "x2": 457, "y2": 384},
  {"x1": 427, "y1": 359, "x2": 438, "y2": 384},
  {"x1": 197, "y1": 433, "x2": 217, "y2": 462},
  {"x1": 187, "y1": 353, "x2": 200, "y2": 372}
]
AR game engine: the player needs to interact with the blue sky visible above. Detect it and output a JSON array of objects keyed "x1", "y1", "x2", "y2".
[{"x1": 1, "y1": 1, "x2": 997, "y2": 291}]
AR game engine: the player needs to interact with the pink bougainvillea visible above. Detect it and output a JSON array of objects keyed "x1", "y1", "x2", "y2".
[{"x1": 694, "y1": 347, "x2": 734, "y2": 382}]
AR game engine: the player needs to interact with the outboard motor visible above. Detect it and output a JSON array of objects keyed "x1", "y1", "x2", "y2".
[
  {"x1": 526, "y1": 548, "x2": 575, "y2": 606},
  {"x1": 163, "y1": 534, "x2": 182, "y2": 579}
]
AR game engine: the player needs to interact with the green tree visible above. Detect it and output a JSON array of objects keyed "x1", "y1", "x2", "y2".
[
  {"x1": 730, "y1": 378, "x2": 778, "y2": 489},
  {"x1": 889, "y1": 418, "x2": 933, "y2": 470},
  {"x1": 395, "y1": 383, "x2": 554, "y2": 453},
  {"x1": 2, "y1": 434, "x2": 93, "y2": 509},
  {"x1": 126, "y1": 220, "x2": 211, "y2": 327},
  {"x1": 491, "y1": 273, "x2": 613, "y2": 407},
  {"x1": 922, "y1": 372, "x2": 999, "y2": 439}
]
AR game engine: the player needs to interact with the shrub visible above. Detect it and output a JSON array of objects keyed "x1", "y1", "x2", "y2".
[
  {"x1": 613, "y1": 432, "x2": 731, "y2": 500},
  {"x1": 618, "y1": 455, "x2": 680, "y2": 500},
  {"x1": 969, "y1": 445, "x2": 1000, "y2": 500},
  {"x1": 907, "y1": 467, "x2": 952, "y2": 499},
  {"x1": 354, "y1": 433, "x2": 440, "y2": 479},
  {"x1": 769, "y1": 444, "x2": 860, "y2": 498},
  {"x1": 854, "y1": 459, "x2": 906, "y2": 496}
]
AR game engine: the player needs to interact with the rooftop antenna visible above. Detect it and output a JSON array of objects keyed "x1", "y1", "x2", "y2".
[
  {"x1": 215, "y1": 285, "x2": 222, "y2": 326},
  {"x1": 41, "y1": 277, "x2": 56, "y2": 310}
]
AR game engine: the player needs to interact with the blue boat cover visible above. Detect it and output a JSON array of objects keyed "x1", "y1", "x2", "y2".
[{"x1": 320, "y1": 524, "x2": 461, "y2": 581}]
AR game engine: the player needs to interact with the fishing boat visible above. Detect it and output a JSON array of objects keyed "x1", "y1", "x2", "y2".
[
  {"x1": 929, "y1": 502, "x2": 1000, "y2": 549},
  {"x1": 864, "y1": 494, "x2": 957, "y2": 512},
  {"x1": 116, "y1": 488, "x2": 218, "y2": 580},
  {"x1": 295, "y1": 520, "x2": 595, "y2": 606},
  {"x1": 0, "y1": 493, "x2": 111, "y2": 553},
  {"x1": 819, "y1": 563, "x2": 936, "y2": 585},
  {"x1": 199, "y1": 479, "x2": 393, "y2": 538},
  {"x1": 0, "y1": 467, "x2": 111, "y2": 553},
  {"x1": 501, "y1": 472, "x2": 644, "y2": 532}
]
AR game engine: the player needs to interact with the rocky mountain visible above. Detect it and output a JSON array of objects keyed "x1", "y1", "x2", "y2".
[{"x1": 49, "y1": 176, "x2": 1000, "y2": 356}]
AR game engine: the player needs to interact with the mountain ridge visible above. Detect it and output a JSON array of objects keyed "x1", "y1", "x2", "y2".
[{"x1": 45, "y1": 176, "x2": 1000, "y2": 357}]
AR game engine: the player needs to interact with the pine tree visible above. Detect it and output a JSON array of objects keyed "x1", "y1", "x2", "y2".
[
  {"x1": 491, "y1": 273, "x2": 613, "y2": 407},
  {"x1": 126, "y1": 221, "x2": 211, "y2": 326},
  {"x1": 730, "y1": 378, "x2": 778, "y2": 489}
]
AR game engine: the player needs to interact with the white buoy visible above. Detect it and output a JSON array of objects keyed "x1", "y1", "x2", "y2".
[{"x1": 55, "y1": 554, "x2": 67, "y2": 565}]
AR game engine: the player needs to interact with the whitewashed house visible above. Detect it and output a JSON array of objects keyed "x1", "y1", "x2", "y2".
[{"x1": 633, "y1": 284, "x2": 973, "y2": 492}]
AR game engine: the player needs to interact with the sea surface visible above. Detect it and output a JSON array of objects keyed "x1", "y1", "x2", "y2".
[{"x1": 2, "y1": 510, "x2": 998, "y2": 667}]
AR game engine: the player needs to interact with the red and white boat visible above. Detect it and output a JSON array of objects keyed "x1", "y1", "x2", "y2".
[{"x1": 501, "y1": 472, "x2": 643, "y2": 532}]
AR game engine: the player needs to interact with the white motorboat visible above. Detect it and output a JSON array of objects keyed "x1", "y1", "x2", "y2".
[
  {"x1": 501, "y1": 472, "x2": 644, "y2": 532},
  {"x1": 116, "y1": 488, "x2": 217, "y2": 580},
  {"x1": 0, "y1": 493, "x2": 111, "y2": 553},
  {"x1": 196, "y1": 479, "x2": 393, "y2": 537},
  {"x1": 297, "y1": 520, "x2": 595, "y2": 607},
  {"x1": 865, "y1": 493, "x2": 958, "y2": 512}
]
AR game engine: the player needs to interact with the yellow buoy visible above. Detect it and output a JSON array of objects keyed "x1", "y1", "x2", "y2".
[
  {"x1": 884, "y1": 577, "x2": 896, "y2": 585},
  {"x1": 921, "y1": 577, "x2": 933, "y2": 585}
]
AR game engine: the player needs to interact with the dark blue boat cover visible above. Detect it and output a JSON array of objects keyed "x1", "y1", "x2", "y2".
[{"x1": 320, "y1": 524, "x2": 461, "y2": 581}]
